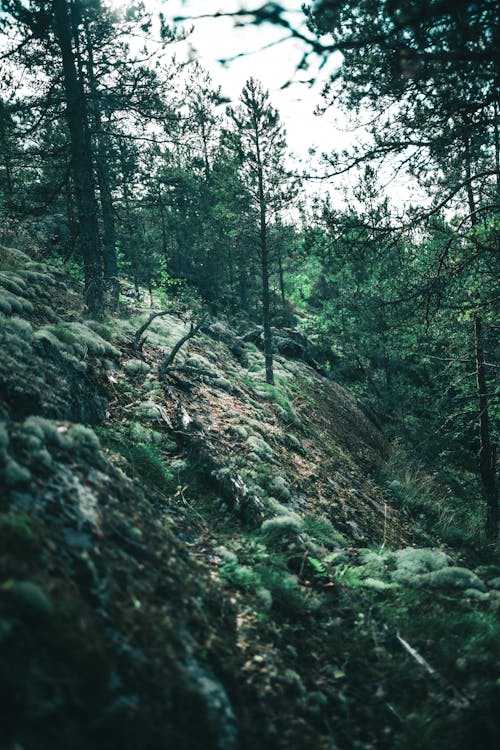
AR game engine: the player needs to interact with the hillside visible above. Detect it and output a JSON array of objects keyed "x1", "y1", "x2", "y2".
[{"x1": 0, "y1": 246, "x2": 499, "y2": 750}]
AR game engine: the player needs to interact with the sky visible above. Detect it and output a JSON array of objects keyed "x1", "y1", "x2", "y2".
[
  {"x1": 106, "y1": 1, "x2": 415, "y2": 208},
  {"x1": 158, "y1": 1, "x2": 352, "y2": 165}
]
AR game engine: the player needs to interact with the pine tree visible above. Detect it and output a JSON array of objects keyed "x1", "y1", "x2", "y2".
[{"x1": 225, "y1": 78, "x2": 289, "y2": 384}]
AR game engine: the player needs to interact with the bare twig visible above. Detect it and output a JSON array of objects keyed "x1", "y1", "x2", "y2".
[
  {"x1": 396, "y1": 633, "x2": 438, "y2": 679},
  {"x1": 133, "y1": 310, "x2": 170, "y2": 351},
  {"x1": 158, "y1": 314, "x2": 208, "y2": 380}
]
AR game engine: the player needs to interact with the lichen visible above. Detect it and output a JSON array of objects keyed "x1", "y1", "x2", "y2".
[
  {"x1": 124, "y1": 358, "x2": 151, "y2": 377},
  {"x1": 260, "y1": 514, "x2": 303, "y2": 543},
  {"x1": 266, "y1": 475, "x2": 291, "y2": 501},
  {"x1": 133, "y1": 400, "x2": 165, "y2": 421},
  {"x1": 213, "y1": 376, "x2": 233, "y2": 393},
  {"x1": 423, "y1": 566, "x2": 487, "y2": 592},
  {"x1": 4, "y1": 459, "x2": 32, "y2": 485},
  {"x1": 5, "y1": 316, "x2": 33, "y2": 340},
  {"x1": 246, "y1": 435, "x2": 274, "y2": 460},
  {"x1": 392, "y1": 547, "x2": 450, "y2": 585}
]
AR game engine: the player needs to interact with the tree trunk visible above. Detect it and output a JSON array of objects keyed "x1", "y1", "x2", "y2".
[
  {"x1": 255, "y1": 136, "x2": 274, "y2": 384},
  {"x1": 84, "y1": 17, "x2": 119, "y2": 311},
  {"x1": 277, "y1": 244, "x2": 285, "y2": 304},
  {"x1": 260, "y1": 218, "x2": 274, "y2": 385},
  {"x1": 0, "y1": 102, "x2": 14, "y2": 200},
  {"x1": 474, "y1": 317, "x2": 498, "y2": 541},
  {"x1": 463, "y1": 135, "x2": 498, "y2": 540},
  {"x1": 52, "y1": 0, "x2": 103, "y2": 318}
]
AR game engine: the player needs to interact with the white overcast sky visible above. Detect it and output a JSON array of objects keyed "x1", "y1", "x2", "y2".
[
  {"x1": 160, "y1": 0, "x2": 352, "y2": 163},
  {"x1": 107, "y1": 1, "x2": 414, "y2": 207}
]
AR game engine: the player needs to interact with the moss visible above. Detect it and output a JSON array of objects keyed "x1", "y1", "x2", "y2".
[
  {"x1": 4, "y1": 459, "x2": 31, "y2": 485},
  {"x1": 0, "y1": 421, "x2": 9, "y2": 454},
  {"x1": 3, "y1": 580, "x2": 54, "y2": 620},
  {"x1": 246, "y1": 435, "x2": 274, "y2": 460},
  {"x1": 0, "y1": 297, "x2": 12, "y2": 315},
  {"x1": 128, "y1": 423, "x2": 162, "y2": 446},
  {"x1": 117, "y1": 442, "x2": 174, "y2": 492},
  {"x1": 0, "y1": 271, "x2": 27, "y2": 292},
  {"x1": 266, "y1": 475, "x2": 291, "y2": 501},
  {"x1": 68, "y1": 424, "x2": 100, "y2": 457},
  {"x1": 220, "y1": 557, "x2": 313, "y2": 615},
  {"x1": 22, "y1": 416, "x2": 67, "y2": 447},
  {"x1": 4, "y1": 316, "x2": 32, "y2": 340},
  {"x1": 464, "y1": 589, "x2": 490, "y2": 602},
  {"x1": 31, "y1": 447, "x2": 53, "y2": 469},
  {"x1": 392, "y1": 547, "x2": 450, "y2": 585},
  {"x1": 267, "y1": 498, "x2": 291, "y2": 516},
  {"x1": 243, "y1": 342, "x2": 259, "y2": 353},
  {"x1": 59, "y1": 322, "x2": 120, "y2": 359},
  {"x1": 285, "y1": 434, "x2": 304, "y2": 453},
  {"x1": 133, "y1": 400, "x2": 164, "y2": 421},
  {"x1": 85, "y1": 319, "x2": 114, "y2": 341},
  {"x1": 0, "y1": 513, "x2": 34, "y2": 542},
  {"x1": 258, "y1": 567, "x2": 314, "y2": 614},
  {"x1": 423, "y1": 566, "x2": 487, "y2": 592},
  {"x1": 142, "y1": 374, "x2": 162, "y2": 395},
  {"x1": 255, "y1": 586, "x2": 273, "y2": 611},
  {"x1": 213, "y1": 376, "x2": 233, "y2": 393},
  {"x1": 0, "y1": 245, "x2": 31, "y2": 268},
  {"x1": 260, "y1": 514, "x2": 303, "y2": 543},
  {"x1": 124, "y1": 358, "x2": 151, "y2": 377},
  {"x1": 185, "y1": 354, "x2": 216, "y2": 373},
  {"x1": 361, "y1": 577, "x2": 397, "y2": 591},
  {"x1": 33, "y1": 327, "x2": 65, "y2": 351},
  {"x1": 302, "y1": 516, "x2": 347, "y2": 549},
  {"x1": 1, "y1": 291, "x2": 23, "y2": 314},
  {"x1": 170, "y1": 458, "x2": 188, "y2": 474},
  {"x1": 227, "y1": 424, "x2": 248, "y2": 440}
]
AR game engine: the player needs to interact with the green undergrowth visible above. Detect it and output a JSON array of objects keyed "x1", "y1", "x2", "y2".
[
  {"x1": 243, "y1": 377, "x2": 301, "y2": 425},
  {"x1": 219, "y1": 540, "x2": 317, "y2": 617},
  {"x1": 381, "y1": 446, "x2": 488, "y2": 556},
  {"x1": 96, "y1": 424, "x2": 175, "y2": 494},
  {"x1": 214, "y1": 507, "x2": 500, "y2": 748},
  {"x1": 317, "y1": 579, "x2": 500, "y2": 750}
]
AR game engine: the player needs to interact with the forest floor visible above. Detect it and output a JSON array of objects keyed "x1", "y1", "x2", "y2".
[{"x1": 0, "y1": 245, "x2": 499, "y2": 750}]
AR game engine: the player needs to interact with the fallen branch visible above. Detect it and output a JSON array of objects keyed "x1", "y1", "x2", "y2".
[
  {"x1": 158, "y1": 314, "x2": 208, "y2": 381},
  {"x1": 133, "y1": 310, "x2": 170, "y2": 351},
  {"x1": 395, "y1": 632, "x2": 470, "y2": 709},
  {"x1": 396, "y1": 633, "x2": 438, "y2": 679},
  {"x1": 171, "y1": 401, "x2": 266, "y2": 525}
]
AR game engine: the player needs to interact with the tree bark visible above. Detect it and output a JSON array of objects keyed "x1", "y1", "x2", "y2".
[
  {"x1": 474, "y1": 317, "x2": 498, "y2": 541},
  {"x1": 84, "y1": 15, "x2": 119, "y2": 310},
  {"x1": 52, "y1": 0, "x2": 103, "y2": 318},
  {"x1": 255, "y1": 128, "x2": 274, "y2": 384},
  {"x1": 464, "y1": 133, "x2": 498, "y2": 540}
]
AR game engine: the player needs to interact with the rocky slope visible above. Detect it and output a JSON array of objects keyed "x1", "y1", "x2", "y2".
[{"x1": 1, "y1": 245, "x2": 499, "y2": 750}]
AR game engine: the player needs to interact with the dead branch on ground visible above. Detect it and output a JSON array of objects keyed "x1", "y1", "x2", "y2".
[{"x1": 133, "y1": 310, "x2": 170, "y2": 351}]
